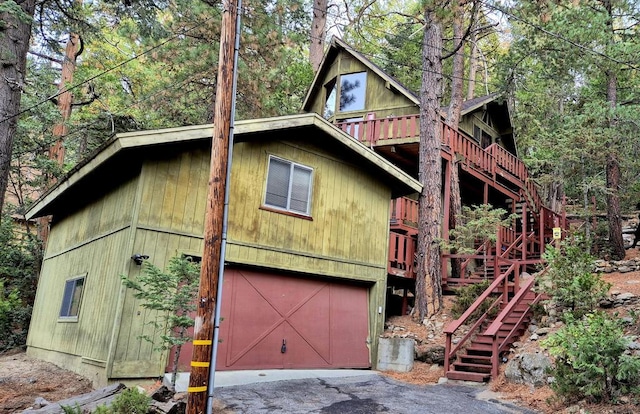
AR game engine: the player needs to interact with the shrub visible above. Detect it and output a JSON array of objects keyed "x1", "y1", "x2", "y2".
[
  {"x1": 121, "y1": 255, "x2": 200, "y2": 388},
  {"x1": 109, "y1": 388, "x2": 151, "y2": 414},
  {"x1": 539, "y1": 236, "x2": 610, "y2": 319},
  {"x1": 0, "y1": 217, "x2": 41, "y2": 352},
  {"x1": 542, "y1": 312, "x2": 640, "y2": 403},
  {"x1": 451, "y1": 280, "x2": 497, "y2": 320}
]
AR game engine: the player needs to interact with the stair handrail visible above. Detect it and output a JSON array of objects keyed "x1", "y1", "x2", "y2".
[
  {"x1": 443, "y1": 261, "x2": 515, "y2": 373},
  {"x1": 484, "y1": 267, "x2": 548, "y2": 378}
]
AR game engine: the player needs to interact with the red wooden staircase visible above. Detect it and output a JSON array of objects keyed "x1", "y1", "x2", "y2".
[{"x1": 444, "y1": 263, "x2": 545, "y2": 382}]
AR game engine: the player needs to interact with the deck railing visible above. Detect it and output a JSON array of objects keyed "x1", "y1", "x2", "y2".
[
  {"x1": 388, "y1": 232, "x2": 416, "y2": 278},
  {"x1": 342, "y1": 114, "x2": 565, "y2": 279},
  {"x1": 390, "y1": 197, "x2": 418, "y2": 228}
]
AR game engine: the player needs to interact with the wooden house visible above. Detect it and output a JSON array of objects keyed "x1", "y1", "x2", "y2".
[
  {"x1": 26, "y1": 36, "x2": 566, "y2": 386},
  {"x1": 25, "y1": 114, "x2": 420, "y2": 387},
  {"x1": 302, "y1": 37, "x2": 566, "y2": 381}
]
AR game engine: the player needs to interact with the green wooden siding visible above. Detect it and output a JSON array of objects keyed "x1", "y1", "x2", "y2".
[
  {"x1": 27, "y1": 228, "x2": 130, "y2": 364},
  {"x1": 27, "y1": 174, "x2": 140, "y2": 369},
  {"x1": 307, "y1": 51, "x2": 417, "y2": 120},
  {"x1": 228, "y1": 140, "x2": 391, "y2": 276},
  {"x1": 45, "y1": 176, "x2": 138, "y2": 257}
]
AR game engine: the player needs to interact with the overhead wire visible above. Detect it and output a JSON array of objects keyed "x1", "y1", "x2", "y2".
[{"x1": 5, "y1": 0, "x2": 639, "y2": 129}]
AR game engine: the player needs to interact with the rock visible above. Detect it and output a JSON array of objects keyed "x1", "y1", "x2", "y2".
[
  {"x1": 530, "y1": 333, "x2": 539, "y2": 341},
  {"x1": 535, "y1": 327, "x2": 552, "y2": 335},
  {"x1": 603, "y1": 267, "x2": 614, "y2": 273},
  {"x1": 437, "y1": 377, "x2": 448, "y2": 384},
  {"x1": 504, "y1": 352, "x2": 553, "y2": 387},
  {"x1": 528, "y1": 324, "x2": 538, "y2": 333},
  {"x1": 33, "y1": 397, "x2": 50, "y2": 409},
  {"x1": 627, "y1": 341, "x2": 640, "y2": 350},
  {"x1": 621, "y1": 317, "x2": 634, "y2": 325},
  {"x1": 618, "y1": 266, "x2": 633, "y2": 273},
  {"x1": 512, "y1": 341, "x2": 522, "y2": 348},
  {"x1": 415, "y1": 345, "x2": 445, "y2": 365},
  {"x1": 151, "y1": 385, "x2": 175, "y2": 402},
  {"x1": 617, "y1": 292, "x2": 636, "y2": 301},
  {"x1": 599, "y1": 298, "x2": 613, "y2": 308}
]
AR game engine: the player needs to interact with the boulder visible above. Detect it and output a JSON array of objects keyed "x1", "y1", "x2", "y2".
[
  {"x1": 504, "y1": 352, "x2": 552, "y2": 387},
  {"x1": 415, "y1": 344, "x2": 445, "y2": 365}
]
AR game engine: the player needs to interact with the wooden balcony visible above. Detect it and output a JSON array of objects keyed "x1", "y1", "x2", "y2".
[{"x1": 359, "y1": 115, "x2": 565, "y2": 283}]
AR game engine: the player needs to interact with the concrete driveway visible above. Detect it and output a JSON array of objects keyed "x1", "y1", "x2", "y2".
[{"x1": 212, "y1": 371, "x2": 537, "y2": 414}]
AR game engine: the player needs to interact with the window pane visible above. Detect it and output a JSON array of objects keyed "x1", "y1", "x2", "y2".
[
  {"x1": 290, "y1": 166, "x2": 311, "y2": 213},
  {"x1": 339, "y1": 72, "x2": 367, "y2": 112},
  {"x1": 324, "y1": 79, "x2": 337, "y2": 119},
  {"x1": 265, "y1": 158, "x2": 290, "y2": 208},
  {"x1": 60, "y1": 277, "x2": 85, "y2": 318},
  {"x1": 60, "y1": 280, "x2": 75, "y2": 317},
  {"x1": 69, "y1": 278, "x2": 84, "y2": 317}
]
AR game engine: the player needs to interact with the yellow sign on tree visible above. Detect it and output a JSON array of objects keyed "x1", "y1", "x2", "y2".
[{"x1": 553, "y1": 227, "x2": 562, "y2": 240}]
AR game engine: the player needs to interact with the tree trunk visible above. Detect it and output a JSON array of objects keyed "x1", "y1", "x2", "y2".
[
  {"x1": 446, "y1": 0, "x2": 465, "y2": 280},
  {"x1": 603, "y1": 0, "x2": 624, "y2": 260},
  {"x1": 0, "y1": 0, "x2": 37, "y2": 217},
  {"x1": 466, "y1": 6, "x2": 478, "y2": 100},
  {"x1": 605, "y1": 70, "x2": 624, "y2": 259},
  {"x1": 416, "y1": 8, "x2": 443, "y2": 321},
  {"x1": 310, "y1": 0, "x2": 328, "y2": 72}
]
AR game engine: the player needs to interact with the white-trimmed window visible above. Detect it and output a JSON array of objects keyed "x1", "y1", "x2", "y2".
[
  {"x1": 59, "y1": 274, "x2": 86, "y2": 320},
  {"x1": 265, "y1": 156, "x2": 313, "y2": 215}
]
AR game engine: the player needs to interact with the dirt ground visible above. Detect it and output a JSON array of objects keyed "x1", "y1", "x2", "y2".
[{"x1": 2, "y1": 250, "x2": 640, "y2": 414}]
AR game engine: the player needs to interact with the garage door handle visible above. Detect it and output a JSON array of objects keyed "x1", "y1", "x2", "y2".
[{"x1": 281, "y1": 339, "x2": 287, "y2": 353}]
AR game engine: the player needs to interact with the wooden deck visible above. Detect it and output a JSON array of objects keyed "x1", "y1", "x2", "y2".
[{"x1": 364, "y1": 114, "x2": 565, "y2": 284}]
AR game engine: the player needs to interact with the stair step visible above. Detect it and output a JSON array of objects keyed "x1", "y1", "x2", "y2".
[
  {"x1": 466, "y1": 344, "x2": 493, "y2": 354},
  {"x1": 452, "y1": 362, "x2": 492, "y2": 372},
  {"x1": 459, "y1": 354, "x2": 492, "y2": 363},
  {"x1": 446, "y1": 370, "x2": 491, "y2": 382}
]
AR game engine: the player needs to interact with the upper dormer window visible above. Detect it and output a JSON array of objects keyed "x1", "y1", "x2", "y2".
[
  {"x1": 339, "y1": 72, "x2": 367, "y2": 112},
  {"x1": 323, "y1": 72, "x2": 367, "y2": 119}
]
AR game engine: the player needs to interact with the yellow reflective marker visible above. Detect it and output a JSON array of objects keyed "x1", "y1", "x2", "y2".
[
  {"x1": 191, "y1": 361, "x2": 210, "y2": 367},
  {"x1": 187, "y1": 386, "x2": 208, "y2": 393},
  {"x1": 193, "y1": 339, "x2": 212, "y2": 346}
]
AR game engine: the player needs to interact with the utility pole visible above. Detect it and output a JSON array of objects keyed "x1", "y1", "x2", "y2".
[{"x1": 186, "y1": 0, "x2": 240, "y2": 413}]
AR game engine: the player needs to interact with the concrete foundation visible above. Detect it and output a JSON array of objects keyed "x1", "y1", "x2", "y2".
[{"x1": 376, "y1": 337, "x2": 415, "y2": 372}]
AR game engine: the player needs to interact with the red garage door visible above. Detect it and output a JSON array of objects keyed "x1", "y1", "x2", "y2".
[{"x1": 216, "y1": 268, "x2": 371, "y2": 370}]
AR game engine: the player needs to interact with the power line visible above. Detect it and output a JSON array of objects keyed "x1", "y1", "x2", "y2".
[{"x1": 0, "y1": 15, "x2": 218, "y2": 125}]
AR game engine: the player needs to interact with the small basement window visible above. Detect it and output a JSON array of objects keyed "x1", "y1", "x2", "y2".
[
  {"x1": 264, "y1": 156, "x2": 313, "y2": 216},
  {"x1": 59, "y1": 275, "x2": 86, "y2": 320}
]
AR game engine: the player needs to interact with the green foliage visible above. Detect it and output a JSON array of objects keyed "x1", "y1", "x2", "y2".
[
  {"x1": 93, "y1": 405, "x2": 110, "y2": 414},
  {"x1": 443, "y1": 204, "x2": 515, "y2": 253},
  {"x1": 108, "y1": 388, "x2": 151, "y2": 414},
  {"x1": 61, "y1": 404, "x2": 83, "y2": 414},
  {"x1": 121, "y1": 254, "x2": 199, "y2": 349},
  {"x1": 0, "y1": 217, "x2": 41, "y2": 352},
  {"x1": 542, "y1": 312, "x2": 640, "y2": 403},
  {"x1": 121, "y1": 254, "x2": 199, "y2": 386},
  {"x1": 451, "y1": 280, "x2": 497, "y2": 320},
  {"x1": 539, "y1": 236, "x2": 610, "y2": 319}
]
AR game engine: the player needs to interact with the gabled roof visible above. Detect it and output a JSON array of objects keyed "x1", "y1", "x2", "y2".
[
  {"x1": 26, "y1": 113, "x2": 422, "y2": 219},
  {"x1": 302, "y1": 37, "x2": 511, "y2": 126},
  {"x1": 302, "y1": 37, "x2": 420, "y2": 112}
]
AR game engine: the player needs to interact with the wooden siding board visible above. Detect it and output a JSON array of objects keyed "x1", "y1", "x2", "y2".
[
  {"x1": 226, "y1": 140, "x2": 390, "y2": 273},
  {"x1": 27, "y1": 230, "x2": 129, "y2": 363}
]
